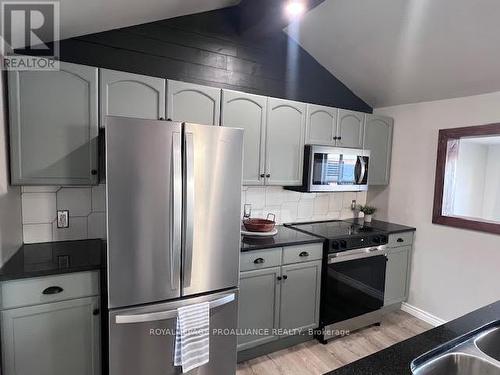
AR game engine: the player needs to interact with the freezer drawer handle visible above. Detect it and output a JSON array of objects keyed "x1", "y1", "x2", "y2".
[{"x1": 114, "y1": 293, "x2": 235, "y2": 324}]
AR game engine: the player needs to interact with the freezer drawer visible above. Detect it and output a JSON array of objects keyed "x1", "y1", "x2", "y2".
[{"x1": 108, "y1": 289, "x2": 238, "y2": 375}]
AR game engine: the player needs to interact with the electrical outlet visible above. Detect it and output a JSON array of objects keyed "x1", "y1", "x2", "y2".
[
  {"x1": 351, "y1": 200, "x2": 357, "y2": 210},
  {"x1": 57, "y1": 210, "x2": 69, "y2": 228}
]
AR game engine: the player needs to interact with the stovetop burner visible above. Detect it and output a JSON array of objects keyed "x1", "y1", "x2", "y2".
[{"x1": 284, "y1": 220, "x2": 388, "y2": 253}]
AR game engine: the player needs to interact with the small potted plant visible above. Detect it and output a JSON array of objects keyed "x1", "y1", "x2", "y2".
[{"x1": 359, "y1": 205, "x2": 377, "y2": 223}]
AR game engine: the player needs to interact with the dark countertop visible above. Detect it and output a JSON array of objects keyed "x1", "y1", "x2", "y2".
[
  {"x1": 344, "y1": 218, "x2": 416, "y2": 234},
  {"x1": 326, "y1": 300, "x2": 500, "y2": 375},
  {"x1": 0, "y1": 239, "x2": 105, "y2": 281},
  {"x1": 241, "y1": 225, "x2": 324, "y2": 252}
]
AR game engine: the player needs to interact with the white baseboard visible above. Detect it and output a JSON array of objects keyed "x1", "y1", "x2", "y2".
[{"x1": 401, "y1": 302, "x2": 447, "y2": 327}]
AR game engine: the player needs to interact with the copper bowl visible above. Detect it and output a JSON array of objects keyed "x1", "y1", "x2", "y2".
[{"x1": 242, "y1": 214, "x2": 276, "y2": 232}]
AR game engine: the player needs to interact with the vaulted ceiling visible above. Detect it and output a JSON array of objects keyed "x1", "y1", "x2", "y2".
[{"x1": 287, "y1": 0, "x2": 500, "y2": 107}]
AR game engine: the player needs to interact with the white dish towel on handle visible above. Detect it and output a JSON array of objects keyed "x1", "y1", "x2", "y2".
[{"x1": 174, "y1": 301, "x2": 210, "y2": 373}]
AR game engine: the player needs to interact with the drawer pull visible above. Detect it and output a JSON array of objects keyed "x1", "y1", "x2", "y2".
[
  {"x1": 397, "y1": 238, "x2": 404, "y2": 243},
  {"x1": 253, "y1": 258, "x2": 265, "y2": 264},
  {"x1": 42, "y1": 286, "x2": 64, "y2": 295},
  {"x1": 299, "y1": 251, "x2": 310, "y2": 257}
]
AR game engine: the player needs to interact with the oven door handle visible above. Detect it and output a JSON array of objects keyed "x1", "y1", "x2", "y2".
[{"x1": 328, "y1": 249, "x2": 386, "y2": 263}]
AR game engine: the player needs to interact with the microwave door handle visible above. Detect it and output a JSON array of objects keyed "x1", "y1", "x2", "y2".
[{"x1": 357, "y1": 156, "x2": 366, "y2": 184}]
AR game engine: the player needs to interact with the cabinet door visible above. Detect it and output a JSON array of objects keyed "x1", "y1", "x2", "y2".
[
  {"x1": 1, "y1": 296, "x2": 100, "y2": 375},
  {"x1": 266, "y1": 98, "x2": 306, "y2": 186},
  {"x1": 280, "y1": 260, "x2": 322, "y2": 333},
  {"x1": 8, "y1": 60, "x2": 98, "y2": 185},
  {"x1": 100, "y1": 69, "x2": 165, "y2": 127},
  {"x1": 337, "y1": 109, "x2": 365, "y2": 149},
  {"x1": 166, "y1": 80, "x2": 221, "y2": 125},
  {"x1": 305, "y1": 104, "x2": 337, "y2": 146},
  {"x1": 238, "y1": 267, "x2": 281, "y2": 351},
  {"x1": 364, "y1": 114, "x2": 394, "y2": 185},
  {"x1": 384, "y1": 246, "x2": 411, "y2": 306},
  {"x1": 221, "y1": 90, "x2": 266, "y2": 185}
]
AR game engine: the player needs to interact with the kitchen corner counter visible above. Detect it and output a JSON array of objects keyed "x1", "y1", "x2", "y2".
[
  {"x1": 325, "y1": 300, "x2": 500, "y2": 375},
  {"x1": 344, "y1": 218, "x2": 416, "y2": 234},
  {"x1": 241, "y1": 225, "x2": 324, "y2": 252},
  {"x1": 0, "y1": 239, "x2": 105, "y2": 281}
]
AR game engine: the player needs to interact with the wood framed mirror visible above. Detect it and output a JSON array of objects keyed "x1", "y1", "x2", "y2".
[{"x1": 433, "y1": 123, "x2": 500, "y2": 235}]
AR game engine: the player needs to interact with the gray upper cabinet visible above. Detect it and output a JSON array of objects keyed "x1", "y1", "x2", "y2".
[
  {"x1": 280, "y1": 260, "x2": 322, "y2": 332},
  {"x1": 100, "y1": 69, "x2": 165, "y2": 127},
  {"x1": 266, "y1": 98, "x2": 306, "y2": 186},
  {"x1": 166, "y1": 80, "x2": 221, "y2": 125},
  {"x1": 221, "y1": 90, "x2": 267, "y2": 185},
  {"x1": 8, "y1": 60, "x2": 99, "y2": 185},
  {"x1": 238, "y1": 266, "x2": 281, "y2": 351},
  {"x1": 1, "y1": 296, "x2": 100, "y2": 375},
  {"x1": 305, "y1": 104, "x2": 338, "y2": 146},
  {"x1": 337, "y1": 109, "x2": 365, "y2": 149},
  {"x1": 364, "y1": 114, "x2": 394, "y2": 185}
]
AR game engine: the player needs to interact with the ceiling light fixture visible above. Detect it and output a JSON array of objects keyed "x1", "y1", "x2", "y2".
[{"x1": 285, "y1": 1, "x2": 306, "y2": 18}]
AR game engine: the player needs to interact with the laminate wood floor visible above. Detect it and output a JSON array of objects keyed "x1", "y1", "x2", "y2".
[{"x1": 236, "y1": 310, "x2": 432, "y2": 375}]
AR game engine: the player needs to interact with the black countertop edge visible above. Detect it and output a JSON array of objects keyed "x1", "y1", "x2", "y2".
[
  {"x1": 325, "y1": 300, "x2": 500, "y2": 375},
  {"x1": 0, "y1": 239, "x2": 105, "y2": 281},
  {"x1": 343, "y1": 218, "x2": 416, "y2": 234},
  {"x1": 241, "y1": 225, "x2": 324, "y2": 252}
]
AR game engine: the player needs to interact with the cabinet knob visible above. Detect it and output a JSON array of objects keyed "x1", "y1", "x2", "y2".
[
  {"x1": 277, "y1": 276, "x2": 282, "y2": 281},
  {"x1": 253, "y1": 258, "x2": 265, "y2": 264},
  {"x1": 260, "y1": 173, "x2": 265, "y2": 178},
  {"x1": 159, "y1": 117, "x2": 164, "y2": 120},
  {"x1": 337, "y1": 137, "x2": 342, "y2": 140},
  {"x1": 299, "y1": 251, "x2": 309, "y2": 257},
  {"x1": 93, "y1": 308, "x2": 100, "y2": 316},
  {"x1": 42, "y1": 286, "x2": 64, "y2": 295},
  {"x1": 91, "y1": 169, "x2": 98, "y2": 175},
  {"x1": 397, "y1": 238, "x2": 404, "y2": 243},
  {"x1": 266, "y1": 174, "x2": 271, "y2": 178},
  {"x1": 333, "y1": 136, "x2": 338, "y2": 140},
  {"x1": 282, "y1": 275, "x2": 288, "y2": 280}
]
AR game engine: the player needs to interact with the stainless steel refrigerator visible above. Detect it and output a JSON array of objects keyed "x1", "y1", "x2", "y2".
[{"x1": 105, "y1": 117, "x2": 243, "y2": 375}]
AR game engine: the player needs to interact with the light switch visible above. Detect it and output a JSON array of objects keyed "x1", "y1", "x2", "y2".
[{"x1": 57, "y1": 210, "x2": 69, "y2": 228}]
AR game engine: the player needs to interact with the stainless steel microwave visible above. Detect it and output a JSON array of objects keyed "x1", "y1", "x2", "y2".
[{"x1": 287, "y1": 145, "x2": 370, "y2": 192}]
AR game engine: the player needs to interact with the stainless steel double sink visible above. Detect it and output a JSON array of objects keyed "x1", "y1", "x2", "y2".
[{"x1": 411, "y1": 323, "x2": 500, "y2": 374}]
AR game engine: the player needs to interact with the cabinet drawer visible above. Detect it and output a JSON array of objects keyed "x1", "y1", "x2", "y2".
[
  {"x1": 1, "y1": 271, "x2": 100, "y2": 309},
  {"x1": 240, "y1": 248, "x2": 282, "y2": 272},
  {"x1": 388, "y1": 232, "x2": 414, "y2": 248},
  {"x1": 282, "y1": 243, "x2": 323, "y2": 265}
]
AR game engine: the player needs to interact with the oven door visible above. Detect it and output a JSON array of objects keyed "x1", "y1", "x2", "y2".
[{"x1": 322, "y1": 252, "x2": 386, "y2": 326}]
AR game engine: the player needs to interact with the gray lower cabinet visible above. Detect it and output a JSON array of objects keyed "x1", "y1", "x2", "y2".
[
  {"x1": 238, "y1": 266, "x2": 281, "y2": 350},
  {"x1": 0, "y1": 271, "x2": 101, "y2": 375},
  {"x1": 166, "y1": 80, "x2": 221, "y2": 125},
  {"x1": 100, "y1": 69, "x2": 166, "y2": 127},
  {"x1": 221, "y1": 90, "x2": 267, "y2": 185},
  {"x1": 384, "y1": 232, "x2": 414, "y2": 306},
  {"x1": 238, "y1": 244, "x2": 322, "y2": 351},
  {"x1": 8, "y1": 59, "x2": 99, "y2": 185},
  {"x1": 280, "y1": 260, "x2": 322, "y2": 332},
  {"x1": 364, "y1": 114, "x2": 394, "y2": 185},
  {"x1": 1, "y1": 297, "x2": 101, "y2": 375},
  {"x1": 337, "y1": 109, "x2": 365, "y2": 149},
  {"x1": 266, "y1": 98, "x2": 306, "y2": 186}
]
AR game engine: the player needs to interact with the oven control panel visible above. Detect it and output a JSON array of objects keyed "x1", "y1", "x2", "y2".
[{"x1": 330, "y1": 234, "x2": 388, "y2": 252}]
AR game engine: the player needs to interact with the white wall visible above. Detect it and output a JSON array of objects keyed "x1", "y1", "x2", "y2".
[
  {"x1": 0, "y1": 73, "x2": 22, "y2": 265},
  {"x1": 368, "y1": 90, "x2": 500, "y2": 321}
]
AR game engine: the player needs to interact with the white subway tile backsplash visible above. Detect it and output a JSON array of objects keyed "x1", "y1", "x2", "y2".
[
  {"x1": 342, "y1": 192, "x2": 358, "y2": 209},
  {"x1": 22, "y1": 193, "x2": 56, "y2": 224},
  {"x1": 91, "y1": 185, "x2": 106, "y2": 212},
  {"x1": 283, "y1": 190, "x2": 301, "y2": 202},
  {"x1": 329, "y1": 194, "x2": 343, "y2": 212},
  {"x1": 265, "y1": 187, "x2": 284, "y2": 206},
  {"x1": 57, "y1": 187, "x2": 92, "y2": 217},
  {"x1": 23, "y1": 223, "x2": 53, "y2": 243},
  {"x1": 297, "y1": 199, "x2": 314, "y2": 219},
  {"x1": 313, "y1": 195, "x2": 329, "y2": 215},
  {"x1": 245, "y1": 187, "x2": 266, "y2": 210},
  {"x1": 52, "y1": 216, "x2": 88, "y2": 241},
  {"x1": 88, "y1": 212, "x2": 106, "y2": 239}
]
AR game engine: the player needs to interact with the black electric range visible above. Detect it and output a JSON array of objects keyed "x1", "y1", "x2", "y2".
[
  {"x1": 285, "y1": 220, "x2": 389, "y2": 342},
  {"x1": 284, "y1": 220, "x2": 389, "y2": 253}
]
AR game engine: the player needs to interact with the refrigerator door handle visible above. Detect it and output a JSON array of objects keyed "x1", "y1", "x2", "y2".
[
  {"x1": 171, "y1": 132, "x2": 182, "y2": 290},
  {"x1": 183, "y1": 131, "x2": 195, "y2": 288},
  {"x1": 114, "y1": 293, "x2": 235, "y2": 324}
]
